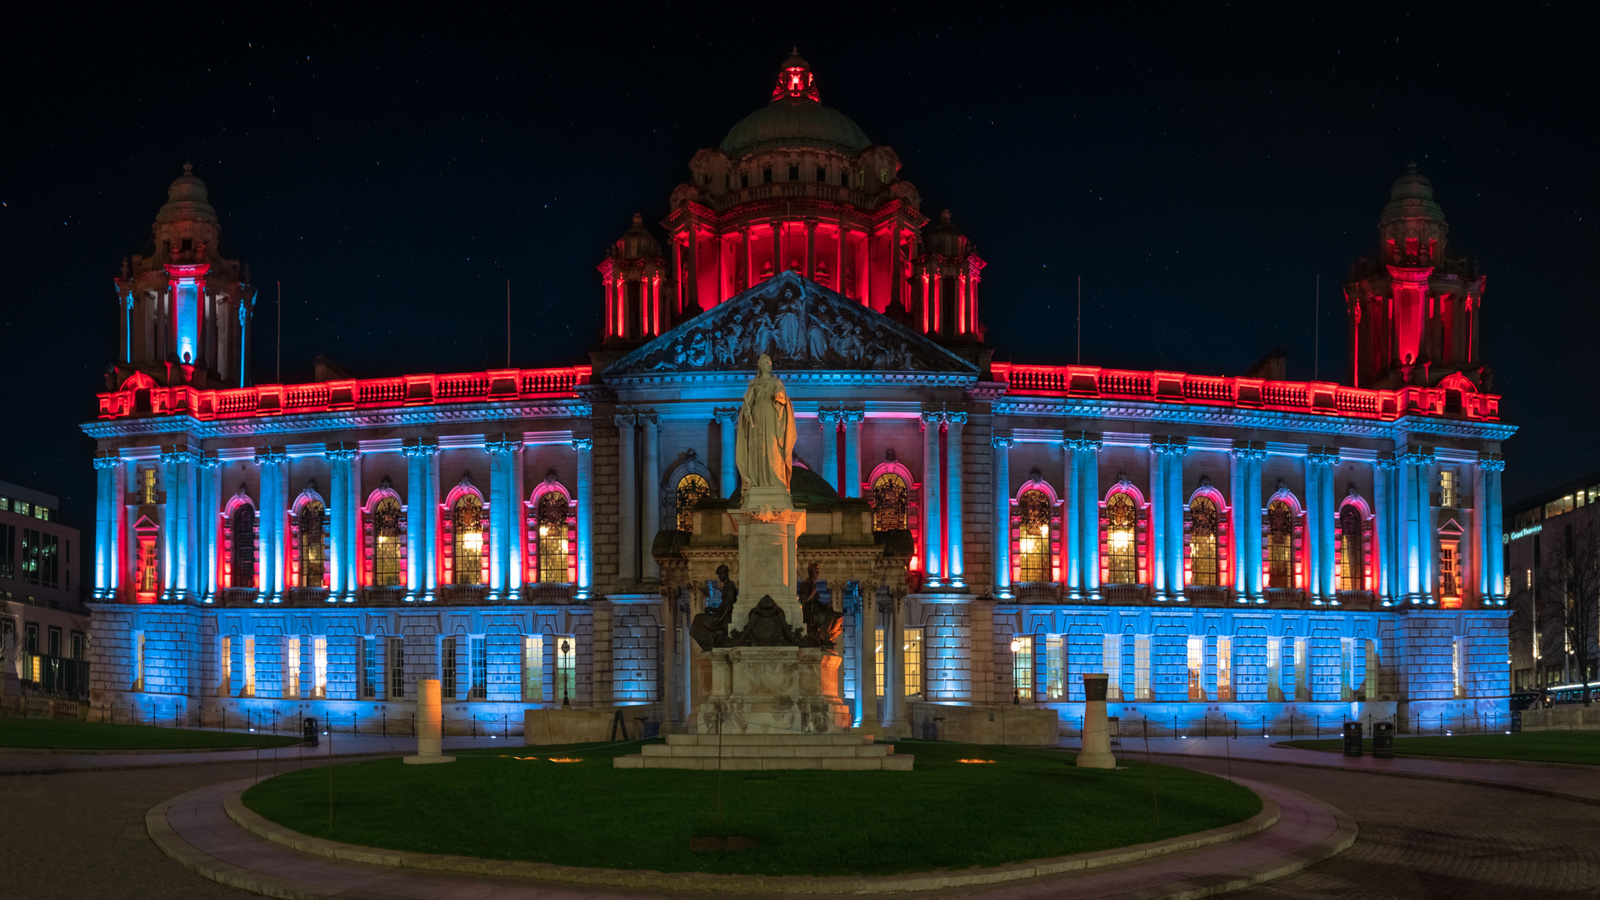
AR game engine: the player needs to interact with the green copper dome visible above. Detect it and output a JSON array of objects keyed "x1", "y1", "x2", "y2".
[{"x1": 720, "y1": 51, "x2": 870, "y2": 159}]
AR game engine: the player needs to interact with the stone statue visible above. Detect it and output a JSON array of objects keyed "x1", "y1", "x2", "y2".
[
  {"x1": 689, "y1": 565, "x2": 739, "y2": 651},
  {"x1": 799, "y1": 562, "x2": 843, "y2": 649},
  {"x1": 732, "y1": 594, "x2": 804, "y2": 646},
  {"x1": 735, "y1": 354, "x2": 797, "y2": 494}
]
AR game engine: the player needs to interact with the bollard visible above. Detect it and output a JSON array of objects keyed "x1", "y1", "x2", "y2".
[
  {"x1": 1076, "y1": 673, "x2": 1116, "y2": 769},
  {"x1": 403, "y1": 679, "x2": 455, "y2": 765}
]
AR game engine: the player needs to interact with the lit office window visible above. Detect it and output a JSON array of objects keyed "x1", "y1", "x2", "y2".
[
  {"x1": 1016, "y1": 489, "x2": 1052, "y2": 582},
  {"x1": 471, "y1": 637, "x2": 488, "y2": 700},
  {"x1": 313, "y1": 637, "x2": 327, "y2": 699},
  {"x1": 902, "y1": 628, "x2": 923, "y2": 697},
  {"x1": 1188, "y1": 496, "x2": 1220, "y2": 586},
  {"x1": 1045, "y1": 634, "x2": 1065, "y2": 700},
  {"x1": 523, "y1": 635, "x2": 544, "y2": 702},
  {"x1": 1134, "y1": 637, "x2": 1151, "y2": 700},
  {"x1": 1011, "y1": 635, "x2": 1034, "y2": 701},
  {"x1": 440, "y1": 637, "x2": 457, "y2": 699},
  {"x1": 1187, "y1": 636, "x2": 1205, "y2": 700},
  {"x1": 1217, "y1": 636, "x2": 1233, "y2": 701},
  {"x1": 1102, "y1": 634, "x2": 1123, "y2": 700},
  {"x1": 1106, "y1": 492, "x2": 1138, "y2": 584},
  {"x1": 285, "y1": 637, "x2": 300, "y2": 699}
]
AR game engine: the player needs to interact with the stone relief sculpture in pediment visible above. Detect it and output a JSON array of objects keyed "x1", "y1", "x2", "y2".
[{"x1": 606, "y1": 273, "x2": 976, "y2": 376}]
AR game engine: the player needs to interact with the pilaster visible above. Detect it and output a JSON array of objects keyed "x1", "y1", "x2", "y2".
[
  {"x1": 573, "y1": 438, "x2": 594, "y2": 598},
  {"x1": 615, "y1": 414, "x2": 637, "y2": 584},
  {"x1": 640, "y1": 412, "x2": 661, "y2": 582},
  {"x1": 713, "y1": 408, "x2": 739, "y2": 499},
  {"x1": 841, "y1": 409, "x2": 864, "y2": 498},
  {"x1": 921, "y1": 411, "x2": 943, "y2": 586},
  {"x1": 818, "y1": 408, "x2": 841, "y2": 492},
  {"x1": 992, "y1": 434, "x2": 1013, "y2": 599},
  {"x1": 946, "y1": 411, "x2": 967, "y2": 587}
]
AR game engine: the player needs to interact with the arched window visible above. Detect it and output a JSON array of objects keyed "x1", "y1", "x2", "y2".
[
  {"x1": 1267, "y1": 499, "x2": 1295, "y2": 588},
  {"x1": 871, "y1": 472, "x2": 908, "y2": 531},
  {"x1": 296, "y1": 500, "x2": 326, "y2": 588},
  {"x1": 1338, "y1": 504, "x2": 1363, "y2": 591},
  {"x1": 452, "y1": 494, "x2": 484, "y2": 586},
  {"x1": 231, "y1": 505, "x2": 256, "y2": 588},
  {"x1": 675, "y1": 474, "x2": 711, "y2": 532},
  {"x1": 372, "y1": 497, "x2": 403, "y2": 587},
  {"x1": 1189, "y1": 496, "x2": 1220, "y2": 586},
  {"x1": 536, "y1": 491, "x2": 570, "y2": 583},
  {"x1": 1016, "y1": 489, "x2": 1052, "y2": 582},
  {"x1": 1106, "y1": 492, "x2": 1138, "y2": 584}
]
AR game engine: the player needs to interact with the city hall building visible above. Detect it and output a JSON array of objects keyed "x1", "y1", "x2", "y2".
[{"x1": 85, "y1": 53, "x2": 1513, "y2": 734}]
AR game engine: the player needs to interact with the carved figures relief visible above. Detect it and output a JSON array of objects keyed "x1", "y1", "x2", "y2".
[{"x1": 605, "y1": 272, "x2": 977, "y2": 376}]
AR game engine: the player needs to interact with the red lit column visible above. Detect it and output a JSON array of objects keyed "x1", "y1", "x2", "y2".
[{"x1": 805, "y1": 219, "x2": 816, "y2": 280}]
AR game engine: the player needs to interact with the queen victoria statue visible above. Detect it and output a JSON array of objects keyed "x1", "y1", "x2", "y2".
[{"x1": 735, "y1": 354, "x2": 798, "y2": 497}]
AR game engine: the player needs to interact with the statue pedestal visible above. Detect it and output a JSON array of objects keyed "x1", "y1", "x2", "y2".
[
  {"x1": 728, "y1": 489, "x2": 806, "y2": 627},
  {"x1": 696, "y1": 646, "x2": 852, "y2": 735}
]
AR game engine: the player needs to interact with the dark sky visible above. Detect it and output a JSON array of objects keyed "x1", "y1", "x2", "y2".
[{"x1": 2, "y1": 4, "x2": 1594, "y2": 531}]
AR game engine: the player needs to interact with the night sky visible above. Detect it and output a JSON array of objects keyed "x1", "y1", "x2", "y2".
[{"x1": 2, "y1": 5, "x2": 1594, "y2": 531}]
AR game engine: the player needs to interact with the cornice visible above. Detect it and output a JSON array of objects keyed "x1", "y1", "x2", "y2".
[
  {"x1": 994, "y1": 397, "x2": 1515, "y2": 441},
  {"x1": 82, "y1": 399, "x2": 592, "y2": 442}
]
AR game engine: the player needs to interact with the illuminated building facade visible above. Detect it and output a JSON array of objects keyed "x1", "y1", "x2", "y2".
[
  {"x1": 86, "y1": 53, "x2": 1512, "y2": 733},
  {"x1": 1503, "y1": 472, "x2": 1600, "y2": 694},
  {"x1": 1, "y1": 481, "x2": 91, "y2": 699}
]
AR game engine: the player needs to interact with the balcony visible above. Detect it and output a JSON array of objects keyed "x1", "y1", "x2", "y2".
[
  {"x1": 360, "y1": 586, "x2": 409, "y2": 605},
  {"x1": 522, "y1": 583, "x2": 577, "y2": 604},
  {"x1": 1011, "y1": 582, "x2": 1063, "y2": 603},
  {"x1": 1182, "y1": 586, "x2": 1231, "y2": 606},
  {"x1": 215, "y1": 588, "x2": 260, "y2": 606},
  {"x1": 1100, "y1": 584, "x2": 1151, "y2": 606},
  {"x1": 286, "y1": 588, "x2": 330, "y2": 605},
  {"x1": 1335, "y1": 590, "x2": 1377, "y2": 610},
  {"x1": 440, "y1": 585, "x2": 491, "y2": 605},
  {"x1": 1264, "y1": 588, "x2": 1305, "y2": 608}
]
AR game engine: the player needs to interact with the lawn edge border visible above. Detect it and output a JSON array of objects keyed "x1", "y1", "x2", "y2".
[
  {"x1": 1269, "y1": 740, "x2": 1600, "y2": 770},
  {"x1": 224, "y1": 781, "x2": 1277, "y2": 894}
]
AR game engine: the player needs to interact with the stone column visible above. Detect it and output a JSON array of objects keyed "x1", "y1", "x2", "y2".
[
  {"x1": 641, "y1": 412, "x2": 661, "y2": 581},
  {"x1": 713, "y1": 408, "x2": 739, "y2": 498},
  {"x1": 424, "y1": 444, "x2": 441, "y2": 600},
  {"x1": 510, "y1": 443, "x2": 527, "y2": 597},
  {"x1": 992, "y1": 435, "x2": 1013, "y2": 599},
  {"x1": 254, "y1": 447, "x2": 287, "y2": 602},
  {"x1": 402, "y1": 678, "x2": 454, "y2": 765},
  {"x1": 615, "y1": 414, "x2": 637, "y2": 584},
  {"x1": 842, "y1": 409, "x2": 864, "y2": 498},
  {"x1": 1067, "y1": 434, "x2": 1103, "y2": 600},
  {"x1": 1168, "y1": 442, "x2": 1188, "y2": 598},
  {"x1": 818, "y1": 409, "x2": 841, "y2": 492},
  {"x1": 921, "y1": 411, "x2": 943, "y2": 586},
  {"x1": 1238, "y1": 444, "x2": 1266, "y2": 599},
  {"x1": 1318, "y1": 448, "x2": 1339, "y2": 599},
  {"x1": 486, "y1": 434, "x2": 522, "y2": 600},
  {"x1": 856, "y1": 580, "x2": 880, "y2": 731},
  {"x1": 1374, "y1": 456, "x2": 1395, "y2": 604},
  {"x1": 884, "y1": 588, "x2": 908, "y2": 730},
  {"x1": 199, "y1": 453, "x2": 220, "y2": 600},
  {"x1": 159, "y1": 447, "x2": 182, "y2": 600},
  {"x1": 1481, "y1": 456, "x2": 1505, "y2": 602},
  {"x1": 1064, "y1": 436, "x2": 1081, "y2": 597},
  {"x1": 946, "y1": 412, "x2": 967, "y2": 588},
  {"x1": 93, "y1": 455, "x2": 117, "y2": 600},
  {"x1": 805, "y1": 218, "x2": 817, "y2": 279},
  {"x1": 573, "y1": 438, "x2": 594, "y2": 598},
  {"x1": 326, "y1": 445, "x2": 353, "y2": 600},
  {"x1": 1149, "y1": 441, "x2": 1169, "y2": 600},
  {"x1": 1230, "y1": 445, "x2": 1247, "y2": 598},
  {"x1": 401, "y1": 441, "x2": 434, "y2": 597}
]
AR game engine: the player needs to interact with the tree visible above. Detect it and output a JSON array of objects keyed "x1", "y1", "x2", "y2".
[{"x1": 1540, "y1": 520, "x2": 1600, "y2": 706}]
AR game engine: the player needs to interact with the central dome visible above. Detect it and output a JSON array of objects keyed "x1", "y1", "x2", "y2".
[{"x1": 720, "y1": 52, "x2": 871, "y2": 159}]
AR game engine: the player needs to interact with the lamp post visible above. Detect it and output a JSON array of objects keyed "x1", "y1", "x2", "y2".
[{"x1": 560, "y1": 639, "x2": 572, "y2": 708}]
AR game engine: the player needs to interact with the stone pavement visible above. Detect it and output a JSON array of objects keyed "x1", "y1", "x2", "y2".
[
  {"x1": 146, "y1": 774, "x2": 1350, "y2": 899},
  {"x1": 0, "y1": 732, "x2": 513, "y2": 776}
]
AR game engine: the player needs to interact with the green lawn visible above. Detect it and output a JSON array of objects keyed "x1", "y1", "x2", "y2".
[
  {"x1": 243, "y1": 740, "x2": 1260, "y2": 877},
  {"x1": 0, "y1": 717, "x2": 301, "y2": 751},
  {"x1": 1282, "y1": 731, "x2": 1600, "y2": 765}
]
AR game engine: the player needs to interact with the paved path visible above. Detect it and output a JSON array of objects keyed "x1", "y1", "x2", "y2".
[
  {"x1": 147, "y1": 775, "x2": 1350, "y2": 899},
  {"x1": 0, "y1": 733, "x2": 513, "y2": 776}
]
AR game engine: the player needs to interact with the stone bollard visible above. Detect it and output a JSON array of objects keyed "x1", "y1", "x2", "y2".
[
  {"x1": 1076, "y1": 672, "x2": 1116, "y2": 769},
  {"x1": 403, "y1": 678, "x2": 455, "y2": 765}
]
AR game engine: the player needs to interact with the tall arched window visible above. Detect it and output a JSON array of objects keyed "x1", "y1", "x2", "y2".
[
  {"x1": 372, "y1": 497, "x2": 403, "y2": 587},
  {"x1": 1267, "y1": 499, "x2": 1295, "y2": 588},
  {"x1": 1189, "y1": 496, "x2": 1220, "y2": 586},
  {"x1": 231, "y1": 505, "x2": 256, "y2": 588},
  {"x1": 452, "y1": 494, "x2": 484, "y2": 586},
  {"x1": 1338, "y1": 504, "x2": 1363, "y2": 591},
  {"x1": 536, "y1": 491, "x2": 570, "y2": 583},
  {"x1": 871, "y1": 472, "x2": 908, "y2": 531},
  {"x1": 1106, "y1": 492, "x2": 1138, "y2": 584},
  {"x1": 675, "y1": 474, "x2": 711, "y2": 532},
  {"x1": 1016, "y1": 489, "x2": 1051, "y2": 582},
  {"x1": 297, "y1": 500, "x2": 326, "y2": 588}
]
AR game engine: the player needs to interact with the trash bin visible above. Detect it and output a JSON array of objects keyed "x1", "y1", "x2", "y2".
[
  {"x1": 1342, "y1": 721, "x2": 1363, "y2": 757},
  {"x1": 1372, "y1": 721, "x2": 1394, "y2": 759},
  {"x1": 303, "y1": 716, "x2": 319, "y2": 747},
  {"x1": 1510, "y1": 711, "x2": 1522, "y2": 733}
]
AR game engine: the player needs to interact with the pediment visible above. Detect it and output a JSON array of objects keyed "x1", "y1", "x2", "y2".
[{"x1": 603, "y1": 272, "x2": 978, "y2": 378}]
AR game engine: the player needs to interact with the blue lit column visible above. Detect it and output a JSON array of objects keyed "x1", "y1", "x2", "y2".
[
  {"x1": 1167, "y1": 441, "x2": 1188, "y2": 599},
  {"x1": 1068, "y1": 434, "x2": 1104, "y2": 600},
  {"x1": 199, "y1": 453, "x2": 221, "y2": 601},
  {"x1": 856, "y1": 580, "x2": 879, "y2": 729},
  {"x1": 573, "y1": 438, "x2": 594, "y2": 599},
  {"x1": 1400, "y1": 448, "x2": 1434, "y2": 603},
  {"x1": 1229, "y1": 446, "x2": 1247, "y2": 598},
  {"x1": 1149, "y1": 442, "x2": 1167, "y2": 599},
  {"x1": 713, "y1": 408, "x2": 738, "y2": 498},
  {"x1": 93, "y1": 455, "x2": 116, "y2": 600},
  {"x1": 1480, "y1": 455, "x2": 1505, "y2": 602},
  {"x1": 641, "y1": 412, "x2": 661, "y2": 582},
  {"x1": 1305, "y1": 447, "x2": 1340, "y2": 602},
  {"x1": 1064, "y1": 435, "x2": 1080, "y2": 597},
  {"x1": 255, "y1": 447, "x2": 287, "y2": 603},
  {"x1": 401, "y1": 441, "x2": 428, "y2": 597},
  {"x1": 946, "y1": 412, "x2": 966, "y2": 587},
  {"x1": 1319, "y1": 449, "x2": 1338, "y2": 600},
  {"x1": 818, "y1": 409, "x2": 840, "y2": 492},
  {"x1": 921, "y1": 411, "x2": 943, "y2": 586},
  {"x1": 1374, "y1": 456, "x2": 1395, "y2": 605},
  {"x1": 326, "y1": 445, "x2": 354, "y2": 600},
  {"x1": 616, "y1": 414, "x2": 638, "y2": 584},
  {"x1": 842, "y1": 409, "x2": 864, "y2": 498},
  {"x1": 159, "y1": 447, "x2": 181, "y2": 600},
  {"x1": 486, "y1": 434, "x2": 522, "y2": 600},
  {"x1": 510, "y1": 442, "x2": 526, "y2": 597},
  {"x1": 424, "y1": 442, "x2": 441, "y2": 601},
  {"x1": 992, "y1": 434, "x2": 1013, "y2": 599},
  {"x1": 1239, "y1": 444, "x2": 1265, "y2": 600}
]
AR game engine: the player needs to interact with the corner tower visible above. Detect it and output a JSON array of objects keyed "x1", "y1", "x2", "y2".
[
  {"x1": 1344, "y1": 165, "x2": 1487, "y2": 389},
  {"x1": 114, "y1": 165, "x2": 255, "y2": 387}
]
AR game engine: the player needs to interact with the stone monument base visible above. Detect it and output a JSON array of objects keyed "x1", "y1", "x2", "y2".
[
  {"x1": 614, "y1": 732, "x2": 913, "y2": 770},
  {"x1": 695, "y1": 646, "x2": 852, "y2": 735}
]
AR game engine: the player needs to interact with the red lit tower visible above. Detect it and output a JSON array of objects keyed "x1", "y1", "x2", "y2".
[
  {"x1": 1344, "y1": 165, "x2": 1487, "y2": 390},
  {"x1": 911, "y1": 210, "x2": 986, "y2": 342},
  {"x1": 599, "y1": 213, "x2": 672, "y2": 345},
  {"x1": 113, "y1": 164, "x2": 255, "y2": 388}
]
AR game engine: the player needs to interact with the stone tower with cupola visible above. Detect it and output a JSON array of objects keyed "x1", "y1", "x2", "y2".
[
  {"x1": 113, "y1": 164, "x2": 255, "y2": 388},
  {"x1": 599, "y1": 213, "x2": 673, "y2": 345},
  {"x1": 1344, "y1": 165, "x2": 1488, "y2": 390}
]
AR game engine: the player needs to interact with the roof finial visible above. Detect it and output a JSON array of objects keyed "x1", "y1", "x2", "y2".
[
  {"x1": 182, "y1": 161, "x2": 193, "y2": 175},
  {"x1": 1406, "y1": 160, "x2": 1418, "y2": 174}
]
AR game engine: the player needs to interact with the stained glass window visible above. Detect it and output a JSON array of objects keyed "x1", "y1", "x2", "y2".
[
  {"x1": 452, "y1": 494, "x2": 483, "y2": 586},
  {"x1": 1106, "y1": 492, "x2": 1137, "y2": 584},
  {"x1": 675, "y1": 474, "x2": 711, "y2": 532},
  {"x1": 1016, "y1": 489, "x2": 1051, "y2": 582},
  {"x1": 1267, "y1": 499, "x2": 1295, "y2": 588},
  {"x1": 297, "y1": 500, "x2": 325, "y2": 588},
  {"x1": 871, "y1": 473, "x2": 908, "y2": 531},
  {"x1": 373, "y1": 497, "x2": 402, "y2": 587},
  {"x1": 1338, "y1": 504, "x2": 1363, "y2": 591},
  {"x1": 536, "y1": 491, "x2": 569, "y2": 583},
  {"x1": 1189, "y1": 496, "x2": 1219, "y2": 587},
  {"x1": 231, "y1": 505, "x2": 256, "y2": 588}
]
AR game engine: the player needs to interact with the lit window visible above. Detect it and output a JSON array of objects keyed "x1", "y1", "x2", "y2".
[
  {"x1": 313, "y1": 637, "x2": 327, "y2": 699},
  {"x1": 362, "y1": 637, "x2": 378, "y2": 699},
  {"x1": 1106, "y1": 492, "x2": 1137, "y2": 584},
  {"x1": 1134, "y1": 636, "x2": 1151, "y2": 700},
  {"x1": 903, "y1": 628, "x2": 923, "y2": 697},
  {"x1": 133, "y1": 632, "x2": 145, "y2": 692},
  {"x1": 1045, "y1": 634, "x2": 1064, "y2": 700},
  {"x1": 1188, "y1": 496, "x2": 1220, "y2": 586},
  {"x1": 471, "y1": 637, "x2": 487, "y2": 700},
  {"x1": 451, "y1": 494, "x2": 483, "y2": 586},
  {"x1": 1439, "y1": 542, "x2": 1460, "y2": 598},
  {"x1": 243, "y1": 636, "x2": 256, "y2": 698},
  {"x1": 372, "y1": 497, "x2": 403, "y2": 587},
  {"x1": 1267, "y1": 499, "x2": 1295, "y2": 588},
  {"x1": 875, "y1": 627, "x2": 885, "y2": 697},
  {"x1": 231, "y1": 504, "x2": 257, "y2": 588},
  {"x1": 1102, "y1": 634, "x2": 1123, "y2": 700},
  {"x1": 297, "y1": 501, "x2": 325, "y2": 588},
  {"x1": 675, "y1": 475, "x2": 711, "y2": 533},
  {"x1": 1187, "y1": 636, "x2": 1205, "y2": 700},
  {"x1": 1292, "y1": 637, "x2": 1307, "y2": 701},
  {"x1": 441, "y1": 637, "x2": 457, "y2": 699},
  {"x1": 523, "y1": 636, "x2": 543, "y2": 702},
  {"x1": 1016, "y1": 489, "x2": 1052, "y2": 582},
  {"x1": 536, "y1": 491, "x2": 570, "y2": 582},
  {"x1": 388, "y1": 636, "x2": 406, "y2": 699},
  {"x1": 1011, "y1": 635, "x2": 1034, "y2": 700},
  {"x1": 140, "y1": 469, "x2": 158, "y2": 504},
  {"x1": 1267, "y1": 636, "x2": 1282, "y2": 697},
  {"x1": 1440, "y1": 470, "x2": 1456, "y2": 507},
  {"x1": 1453, "y1": 637, "x2": 1465, "y2": 698},
  {"x1": 1337, "y1": 504, "x2": 1364, "y2": 591},
  {"x1": 219, "y1": 636, "x2": 232, "y2": 696},
  {"x1": 1217, "y1": 636, "x2": 1233, "y2": 701},
  {"x1": 871, "y1": 473, "x2": 908, "y2": 531},
  {"x1": 286, "y1": 637, "x2": 301, "y2": 699}
]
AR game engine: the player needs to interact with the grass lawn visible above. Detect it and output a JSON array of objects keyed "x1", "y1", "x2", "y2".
[
  {"x1": 0, "y1": 717, "x2": 301, "y2": 751},
  {"x1": 243, "y1": 739, "x2": 1260, "y2": 876},
  {"x1": 1282, "y1": 731, "x2": 1600, "y2": 765}
]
